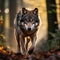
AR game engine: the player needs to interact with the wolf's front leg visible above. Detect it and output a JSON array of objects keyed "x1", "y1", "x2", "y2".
[
  {"x1": 14, "y1": 28, "x2": 21, "y2": 54},
  {"x1": 28, "y1": 34, "x2": 36, "y2": 54},
  {"x1": 31, "y1": 34, "x2": 36, "y2": 49},
  {"x1": 20, "y1": 36, "x2": 26, "y2": 55},
  {"x1": 16, "y1": 33, "x2": 21, "y2": 53}
]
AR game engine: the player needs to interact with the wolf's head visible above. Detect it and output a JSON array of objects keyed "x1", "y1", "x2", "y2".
[{"x1": 19, "y1": 8, "x2": 40, "y2": 32}]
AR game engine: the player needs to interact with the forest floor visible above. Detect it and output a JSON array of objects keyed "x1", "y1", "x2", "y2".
[{"x1": 0, "y1": 46, "x2": 60, "y2": 60}]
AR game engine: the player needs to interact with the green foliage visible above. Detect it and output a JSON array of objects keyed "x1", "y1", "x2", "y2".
[
  {"x1": 49, "y1": 29, "x2": 60, "y2": 48},
  {"x1": 40, "y1": 29, "x2": 60, "y2": 52}
]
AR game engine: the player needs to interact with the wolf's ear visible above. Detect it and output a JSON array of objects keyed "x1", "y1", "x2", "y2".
[
  {"x1": 33, "y1": 8, "x2": 38, "y2": 16},
  {"x1": 22, "y1": 8, "x2": 27, "y2": 15}
]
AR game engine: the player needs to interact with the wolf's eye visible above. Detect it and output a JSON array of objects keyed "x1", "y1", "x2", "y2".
[
  {"x1": 35, "y1": 23, "x2": 38, "y2": 26},
  {"x1": 30, "y1": 19, "x2": 33, "y2": 22}
]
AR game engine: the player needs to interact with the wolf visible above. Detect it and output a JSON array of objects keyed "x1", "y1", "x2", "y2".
[{"x1": 14, "y1": 8, "x2": 40, "y2": 55}]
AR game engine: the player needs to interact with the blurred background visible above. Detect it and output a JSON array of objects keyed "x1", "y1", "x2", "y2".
[{"x1": 0, "y1": 0, "x2": 60, "y2": 52}]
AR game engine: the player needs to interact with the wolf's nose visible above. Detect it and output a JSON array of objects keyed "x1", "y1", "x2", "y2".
[{"x1": 28, "y1": 28, "x2": 31, "y2": 31}]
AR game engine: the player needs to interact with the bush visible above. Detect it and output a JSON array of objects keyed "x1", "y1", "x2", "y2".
[{"x1": 40, "y1": 29, "x2": 60, "y2": 52}]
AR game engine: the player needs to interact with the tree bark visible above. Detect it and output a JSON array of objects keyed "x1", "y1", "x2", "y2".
[{"x1": 46, "y1": 0, "x2": 58, "y2": 40}]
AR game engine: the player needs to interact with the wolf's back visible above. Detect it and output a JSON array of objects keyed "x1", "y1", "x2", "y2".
[{"x1": 14, "y1": 11, "x2": 22, "y2": 34}]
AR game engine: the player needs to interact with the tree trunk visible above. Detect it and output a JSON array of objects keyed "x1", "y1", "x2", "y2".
[{"x1": 46, "y1": 0, "x2": 58, "y2": 40}]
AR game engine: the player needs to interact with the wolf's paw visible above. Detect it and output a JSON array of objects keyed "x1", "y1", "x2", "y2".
[{"x1": 28, "y1": 47, "x2": 34, "y2": 54}]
